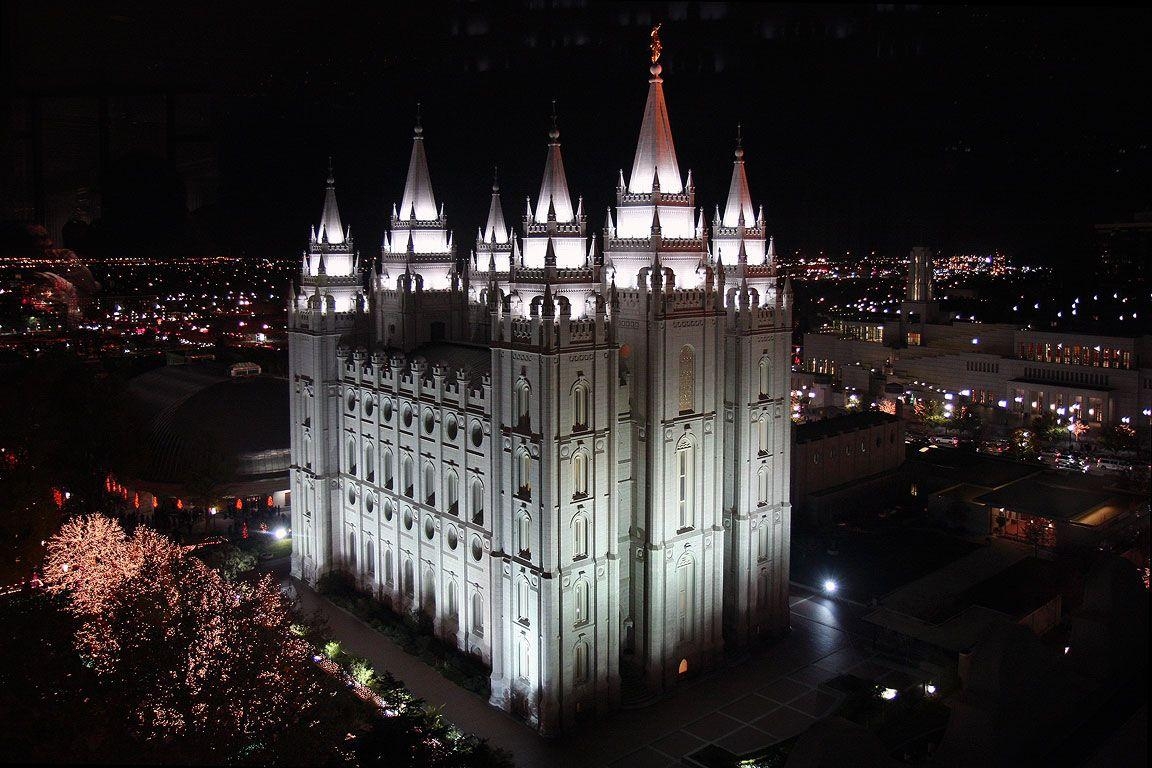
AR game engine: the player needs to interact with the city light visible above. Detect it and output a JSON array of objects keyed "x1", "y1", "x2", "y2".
[
  {"x1": 822, "y1": 579, "x2": 838, "y2": 594},
  {"x1": 273, "y1": 527, "x2": 288, "y2": 540},
  {"x1": 879, "y1": 687, "x2": 898, "y2": 701}
]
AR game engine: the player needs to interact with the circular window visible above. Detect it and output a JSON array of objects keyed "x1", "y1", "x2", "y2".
[
  {"x1": 365, "y1": 493, "x2": 375, "y2": 513},
  {"x1": 402, "y1": 404, "x2": 413, "y2": 428},
  {"x1": 384, "y1": 501, "x2": 394, "y2": 522},
  {"x1": 446, "y1": 526, "x2": 459, "y2": 550},
  {"x1": 470, "y1": 421, "x2": 484, "y2": 448},
  {"x1": 423, "y1": 409, "x2": 435, "y2": 434},
  {"x1": 403, "y1": 508, "x2": 413, "y2": 530},
  {"x1": 446, "y1": 414, "x2": 459, "y2": 441},
  {"x1": 364, "y1": 398, "x2": 375, "y2": 417},
  {"x1": 471, "y1": 536, "x2": 483, "y2": 561},
  {"x1": 347, "y1": 486, "x2": 357, "y2": 505},
  {"x1": 346, "y1": 391, "x2": 357, "y2": 412},
  {"x1": 382, "y1": 399, "x2": 393, "y2": 422},
  {"x1": 424, "y1": 516, "x2": 435, "y2": 540}
]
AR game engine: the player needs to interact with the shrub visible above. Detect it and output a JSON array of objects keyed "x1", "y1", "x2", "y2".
[{"x1": 323, "y1": 640, "x2": 343, "y2": 661}]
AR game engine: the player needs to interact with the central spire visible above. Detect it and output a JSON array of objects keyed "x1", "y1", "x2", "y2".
[
  {"x1": 316, "y1": 157, "x2": 346, "y2": 244},
  {"x1": 399, "y1": 105, "x2": 438, "y2": 221},
  {"x1": 483, "y1": 167, "x2": 509, "y2": 244},
  {"x1": 628, "y1": 25, "x2": 682, "y2": 194},
  {"x1": 534, "y1": 100, "x2": 575, "y2": 223},
  {"x1": 722, "y1": 125, "x2": 755, "y2": 228}
]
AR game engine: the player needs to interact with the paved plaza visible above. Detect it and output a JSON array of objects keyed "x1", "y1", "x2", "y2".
[{"x1": 287, "y1": 572, "x2": 926, "y2": 768}]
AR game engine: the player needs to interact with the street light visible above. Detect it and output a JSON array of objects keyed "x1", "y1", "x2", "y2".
[{"x1": 823, "y1": 578, "x2": 838, "y2": 595}]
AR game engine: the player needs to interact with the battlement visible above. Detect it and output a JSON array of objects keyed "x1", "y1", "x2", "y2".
[
  {"x1": 337, "y1": 345, "x2": 492, "y2": 412},
  {"x1": 605, "y1": 236, "x2": 705, "y2": 251}
]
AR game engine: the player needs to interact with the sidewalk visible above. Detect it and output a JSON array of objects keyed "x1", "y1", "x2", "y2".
[{"x1": 288, "y1": 577, "x2": 904, "y2": 768}]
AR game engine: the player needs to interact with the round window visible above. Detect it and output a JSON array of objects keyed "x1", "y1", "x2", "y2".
[
  {"x1": 382, "y1": 399, "x2": 393, "y2": 422},
  {"x1": 423, "y1": 409, "x2": 435, "y2": 434},
  {"x1": 347, "y1": 486, "x2": 357, "y2": 505},
  {"x1": 384, "y1": 501, "x2": 394, "y2": 522},
  {"x1": 403, "y1": 508, "x2": 413, "y2": 530},
  {"x1": 446, "y1": 414, "x2": 459, "y2": 441},
  {"x1": 365, "y1": 493, "x2": 375, "y2": 513},
  {"x1": 446, "y1": 526, "x2": 459, "y2": 550},
  {"x1": 470, "y1": 421, "x2": 484, "y2": 448},
  {"x1": 424, "y1": 516, "x2": 435, "y2": 540},
  {"x1": 346, "y1": 391, "x2": 356, "y2": 412},
  {"x1": 471, "y1": 536, "x2": 483, "y2": 562},
  {"x1": 364, "y1": 398, "x2": 375, "y2": 417},
  {"x1": 402, "y1": 404, "x2": 413, "y2": 428}
]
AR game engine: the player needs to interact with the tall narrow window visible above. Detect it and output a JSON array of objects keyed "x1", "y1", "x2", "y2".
[
  {"x1": 516, "y1": 577, "x2": 531, "y2": 624},
  {"x1": 365, "y1": 443, "x2": 375, "y2": 483},
  {"x1": 573, "y1": 514, "x2": 589, "y2": 559},
  {"x1": 516, "y1": 511, "x2": 531, "y2": 557},
  {"x1": 383, "y1": 448, "x2": 394, "y2": 489},
  {"x1": 677, "y1": 437, "x2": 696, "y2": 530},
  {"x1": 517, "y1": 638, "x2": 531, "y2": 681},
  {"x1": 574, "y1": 578, "x2": 590, "y2": 625},
  {"x1": 471, "y1": 591, "x2": 484, "y2": 635},
  {"x1": 365, "y1": 539, "x2": 374, "y2": 578},
  {"x1": 758, "y1": 356, "x2": 771, "y2": 398},
  {"x1": 470, "y1": 478, "x2": 485, "y2": 524},
  {"x1": 574, "y1": 641, "x2": 590, "y2": 683},
  {"x1": 573, "y1": 450, "x2": 589, "y2": 497},
  {"x1": 758, "y1": 416, "x2": 770, "y2": 455},
  {"x1": 348, "y1": 437, "x2": 357, "y2": 475},
  {"x1": 384, "y1": 548, "x2": 393, "y2": 585},
  {"x1": 403, "y1": 455, "x2": 413, "y2": 497},
  {"x1": 757, "y1": 466, "x2": 769, "y2": 506},
  {"x1": 447, "y1": 580, "x2": 458, "y2": 620},
  {"x1": 678, "y1": 346, "x2": 696, "y2": 413},
  {"x1": 757, "y1": 569, "x2": 769, "y2": 608},
  {"x1": 572, "y1": 381, "x2": 589, "y2": 430},
  {"x1": 422, "y1": 568, "x2": 436, "y2": 612},
  {"x1": 424, "y1": 463, "x2": 435, "y2": 505},
  {"x1": 446, "y1": 470, "x2": 459, "y2": 515},
  {"x1": 677, "y1": 555, "x2": 696, "y2": 643},
  {"x1": 757, "y1": 520, "x2": 770, "y2": 561},
  {"x1": 303, "y1": 435, "x2": 312, "y2": 470},
  {"x1": 348, "y1": 532, "x2": 357, "y2": 571},
  {"x1": 403, "y1": 558, "x2": 414, "y2": 597},
  {"x1": 516, "y1": 448, "x2": 532, "y2": 499},
  {"x1": 515, "y1": 380, "x2": 531, "y2": 430}
]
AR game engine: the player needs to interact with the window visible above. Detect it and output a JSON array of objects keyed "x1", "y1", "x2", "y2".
[
  {"x1": 422, "y1": 568, "x2": 436, "y2": 612},
  {"x1": 757, "y1": 466, "x2": 769, "y2": 506},
  {"x1": 677, "y1": 555, "x2": 695, "y2": 643},
  {"x1": 573, "y1": 514, "x2": 589, "y2": 559},
  {"x1": 446, "y1": 414, "x2": 459, "y2": 441},
  {"x1": 757, "y1": 520, "x2": 769, "y2": 561},
  {"x1": 365, "y1": 539, "x2": 375, "y2": 578},
  {"x1": 446, "y1": 470, "x2": 459, "y2": 515},
  {"x1": 757, "y1": 569, "x2": 769, "y2": 608},
  {"x1": 517, "y1": 638, "x2": 531, "y2": 681},
  {"x1": 678, "y1": 346, "x2": 696, "y2": 413},
  {"x1": 384, "y1": 548, "x2": 393, "y2": 585},
  {"x1": 574, "y1": 578, "x2": 590, "y2": 625},
  {"x1": 347, "y1": 532, "x2": 357, "y2": 571},
  {"x1": 447, "y1": 580, "x2": 458, "y2": 620},
  {"x1": 573, "y1": 450, "x2": 589, "y2": 497},
  {"x1": 303, "y1": 435, "x2": 312, "y2": 470},
  {"x1": 676, "y1": 437, "x2": 696, "y2": 530},
  {"x1": 403, "y1": 558, "x2": 413, "y2": 597},
  {"x1": 365, "y1": 443, "x2": 375, "y2": 483},
  {"x1": 516, "y1": 511, "x2": 531, "y2": 557},
  {"x1": 470, "y1": 478, "x2": 485, "y2": 524},
  {"x1": 403, "y1": 455, "x2": 413, "y2": 497},
  {"x1": 572, "y1": 380, "x2": 590, "y2": 430},
  {"x1": 515, "y1": 380, "x2": 531, "y2": 429},
  {"x1": 574, "y1": 641, "x2": 590, "y2": 683},
  {"x1": 383, "y1": 448, "x2": 394, "y2": 489},
  {"x1": 424, "y1": 463, "x2": 436, "y2": 505},
  {"x1": 758, "y1": 356, "x2": 771, "y2": 398},
  {"x1": 516, "y1": 448, "x2": 532, "y2": 499},
  {"x1": 348, "y1": 437, "x2": 357, "y2": 475},
  {"x1": 516, "y1": 577, "x2": 531, "y2": 624},
  {"x1": 471, "y1": 591, "x2": 484, "y2": 635},
  {"x1": 757, "y1": 416, "x2": 770, "y2": 455}
]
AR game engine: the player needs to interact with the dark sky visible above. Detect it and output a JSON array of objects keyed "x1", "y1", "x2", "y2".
[{"x1": 5, "y1": 2, "x2": 1150, "y2": 265}]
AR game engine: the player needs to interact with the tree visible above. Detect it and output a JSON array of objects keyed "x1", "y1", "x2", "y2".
[{"x1": 1099, "y1": 423, "x2": 1138, "y2": 453}]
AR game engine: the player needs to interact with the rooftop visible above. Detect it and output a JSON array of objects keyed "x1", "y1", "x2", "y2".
[{"x1": 794, "y1": 411, "x2": 899, "y2": 443}]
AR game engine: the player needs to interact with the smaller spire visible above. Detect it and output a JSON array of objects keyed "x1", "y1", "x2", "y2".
[
  {"x1": 766, "y1": 235, "x2": 777, "y2": 265},
  {"x1": 652, "y1": 165, "x2": 661, "y2": 192},
  {"x1": 618, "y1": 169, "x2": 626, "y2": 190}
]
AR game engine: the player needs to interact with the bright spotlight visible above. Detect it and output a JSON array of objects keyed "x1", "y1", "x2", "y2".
[
  {"x1": 273, "y1": 527, "x2": 287, "y2": 540},
  {"x1": 822, "y1": 579, "x2": 838, "y2": 594},
  {"x1": 879, "y1": 687, "x2": 898, "y2": 701}
]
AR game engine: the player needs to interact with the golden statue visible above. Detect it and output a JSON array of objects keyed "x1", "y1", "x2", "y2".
[{"x1": 650, "y1": 23, "x2": 663, "y2": 65}]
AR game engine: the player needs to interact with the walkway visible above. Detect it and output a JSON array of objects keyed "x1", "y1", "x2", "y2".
[{"x1": 287, "y1": 574, "x2": 923, "y2": 768}]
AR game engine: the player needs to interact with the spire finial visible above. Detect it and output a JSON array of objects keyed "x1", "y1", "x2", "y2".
[
  {"x1": 650, "y1": 23, "x2": 663, "y2": 65},
  {"x1": 548, "y1": 99, "x2": 560, "y2": 142},
  {"x1": 735, "y1": 123, "x2": 744, "y2": 160},
  {"x1": 492, "y1": 165, "x2": 499, "y2": 192},
  {"x1": 327, "y1": 156, "x2": 335, "y2": 185},
  {"x1": 414, "y1": 102, "x2": 423, "y2": 136}
]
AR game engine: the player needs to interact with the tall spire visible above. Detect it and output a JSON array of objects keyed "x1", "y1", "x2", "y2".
[
  {"x1": 722, "y1": 124, "x2": 755, "y2": 228},
  {"x1": 316, "y1": 157, "x2": 346, "y2": 244},
  {"x1": 399, "y1": 104, "x2": 438, "y2": 221},
  {"x1": 534, "y1": 100, "x2": 575, "y2": 223},
  {"x1": 483, "y1": 166, "x2": 509, "y2": 244},
  {"x1": 628, "y1": 24, "x2": 682, "y2": 194}
]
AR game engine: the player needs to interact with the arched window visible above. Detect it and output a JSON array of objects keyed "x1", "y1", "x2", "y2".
[
  {"x1": 365, "y1": 539, "x2": 375, "y2": 578},
  {"x1": 303, "y1": 434, "x2": 312, "y2": 470},
  {"x1": 384, "y1": 548, "x2": 394, "y2": 585},
  {"x1": 572, "y1": 380, "x2": 590, "y2": 430},
  {"x1": 572, "y1": 450, "x2": 589, "y2": 497},
  {"x1": 403, "y1": 557, "x2": 414, "y2": 597},
  {"x1": 424, "y1": 463, "x2": 436, "y2": 505},
  {"x1": 516, "y1": 577, "x2": 531, "y2": 624},
  {"x1": 383, "y1": 448, "x2": 394, "y2": 489},
  {"x1": 402, "y1": 455, "x2": 413, "y2": 497},
  {"x1": 514, "y1": 379, "x2": 531, "y2": 430},
  {"x1": 574, "y1": 641, "x2": 590, "y2": 683},
  {"x1": 678, "y1": 345, "x2": 696, "y2": 413},
  {"x1": 365, "y1": 443, "x2": 375, "y2": 483},
  {"x1": 447, "y1": 580, "x2": 458, "y2": 620},
  {"x1": 471, "y1": 591, "x2": 484, "y2": 635},
  {"x1": 758, "y1": 416, "x2": 770, "y2": 455},
  {"x1": 516, "y1": 448, "x2": 532, "y2": 499},
  {"x1": 757, "y1": 466, "x2": 769, "y2": 506},
  {"x1": 422, "y1": 568, "x2": 436, "y2": 612},
  {"x1": 572, "y1": 513, "x2": 589, "y2": 559},
  {"x1": 676, "y1": 437, "x2": 696, "y2": 530},
  {"x1": 470, "y1": 478, "x2": 485, "y2": 525},
  {"x1": 446, "y1": 470, "x2": 459, "y2": 515},
  {"x1": 574, "y1": 578, "x2": 590, "y2": 626},
  {"x1": 757, "y1": 569, "x2": 769, "y2": 608},
  {"x1": 757, "y1": 520, "x2": 770, "y2": 561},
  {"x1": 347, "y1": 437, "x2": 357, "y2": 475},
  {"x1": 517, "y1": 638, "x2": 531, "y2": 681},
  {"x1": 516, "y1": 510, "x2": 531, "y2": 557},
  {"x1": 347, "y1": 531, "x2": 357, "y2": 571},
  {"x1": 677, "y1": 555, "x2": 696, "y2": 643},
  {"x1": 758, "y1": 356, "x2": 771, "y2": 398}
]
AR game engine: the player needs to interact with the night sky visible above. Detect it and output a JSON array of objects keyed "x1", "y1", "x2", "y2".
[{"x1": 5, "y1": 2, "x2": 1150, "y2": 266}]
